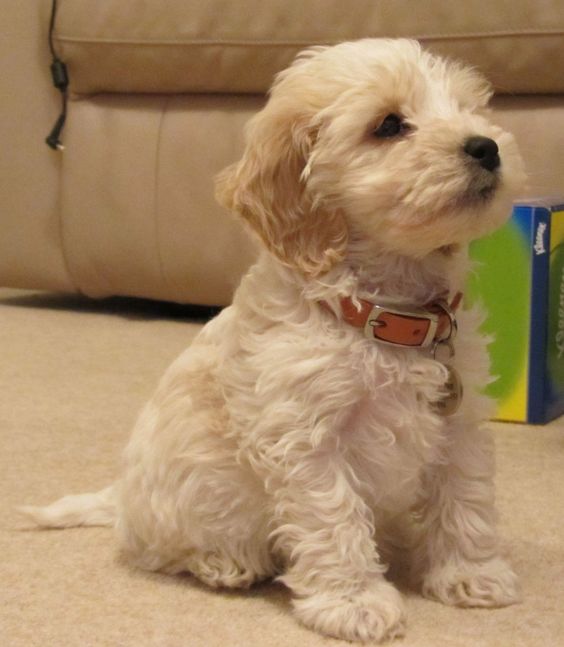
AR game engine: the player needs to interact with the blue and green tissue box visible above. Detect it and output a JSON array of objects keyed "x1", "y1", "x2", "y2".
[{"x1": 467, "y1": 198, "x2": 564, "y2": 423}]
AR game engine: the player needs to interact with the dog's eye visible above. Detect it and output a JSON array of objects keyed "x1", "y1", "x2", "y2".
[{"x1": 373, "y1": 114, "x2": 408, "y2": 139}]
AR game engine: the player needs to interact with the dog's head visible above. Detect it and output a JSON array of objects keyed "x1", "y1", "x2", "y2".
[{"x1": 216, "y1": 39, "x2": 525, "y2": 276}]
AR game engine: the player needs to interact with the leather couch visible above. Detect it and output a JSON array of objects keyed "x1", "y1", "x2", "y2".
[{"x1": 2, "y1": 1, "x2": 564, "y2": 306}]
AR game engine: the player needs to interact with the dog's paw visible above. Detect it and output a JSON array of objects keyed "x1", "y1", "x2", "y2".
[
  {"x1": 422, "y1": 557, "x2": 521, "y2": 608},
  {"x1": 292, "y1": 580, "x2": 406, "y2": 643}
]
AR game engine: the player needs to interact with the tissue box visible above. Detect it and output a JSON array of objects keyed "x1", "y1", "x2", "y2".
[{"x1": 467, "y1": 199, "x2": 564, "y2": 423}]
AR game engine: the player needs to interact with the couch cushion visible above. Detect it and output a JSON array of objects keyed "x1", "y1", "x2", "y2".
[
  {"x1": 59, "y1": 94, "x2": 259, "y2": 305},
  {"x1": 46, "y1": 93, "x2": 564, "y2": 306},
  {"x1": 54, "y1": 0, "x2": 564, "y2": 95}
]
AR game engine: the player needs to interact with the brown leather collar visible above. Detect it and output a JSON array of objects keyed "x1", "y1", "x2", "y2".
[{"x1": 325, "y1": 292, "x2": 462, "y2": 348}]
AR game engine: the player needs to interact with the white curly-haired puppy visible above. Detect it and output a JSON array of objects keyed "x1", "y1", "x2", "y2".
[{"x1": 22, "y1": 39, "x2": 525, "y2": 643}]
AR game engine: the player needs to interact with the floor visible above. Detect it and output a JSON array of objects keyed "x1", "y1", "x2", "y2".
[{"x1": 1, "y1": 288, "x2": 563, "y2": 647}]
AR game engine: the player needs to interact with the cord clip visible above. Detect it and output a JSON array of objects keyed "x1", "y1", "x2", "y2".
[{"x1": 50, "y1": 59, "x2": 68, "y2": 92}]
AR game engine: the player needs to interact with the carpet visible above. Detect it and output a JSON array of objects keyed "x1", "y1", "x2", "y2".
[{"x1": 1, "y1": 288, "x2": 563, "y2": 647}]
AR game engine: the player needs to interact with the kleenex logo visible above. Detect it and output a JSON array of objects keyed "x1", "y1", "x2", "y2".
[{"x1": 534, "y1": 222, "x2": 547, "y2": 256}]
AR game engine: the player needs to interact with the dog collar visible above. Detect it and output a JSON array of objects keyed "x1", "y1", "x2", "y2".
[{"x1": 326, "y1": 292, "x2": 462, "y2": 349}]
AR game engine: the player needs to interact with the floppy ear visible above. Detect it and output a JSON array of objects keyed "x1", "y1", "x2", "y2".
[{"x1": 215, "y1": 102, "x2": 348, "y2": 277}]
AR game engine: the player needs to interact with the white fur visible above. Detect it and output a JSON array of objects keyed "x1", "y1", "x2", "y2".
[{"x1": 20, "y1": 39, "x2": 525, "y2": 643}]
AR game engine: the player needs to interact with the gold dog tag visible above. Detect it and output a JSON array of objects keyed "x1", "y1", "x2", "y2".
[{"x1": 433, "y1": 365, "x2": 463, "y2": 417}]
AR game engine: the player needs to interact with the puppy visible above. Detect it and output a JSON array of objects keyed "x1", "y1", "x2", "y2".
[{"x1": 21, "y1": 39, "x2": 525, "y2": 643}]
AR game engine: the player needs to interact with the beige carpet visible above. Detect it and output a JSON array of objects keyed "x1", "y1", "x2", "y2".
[{"x1": 1, "y1": 287, "x2": 563, "y2": 647}]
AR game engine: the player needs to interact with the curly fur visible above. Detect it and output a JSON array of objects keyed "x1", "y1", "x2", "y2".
[{"x1": 20, "y1": 39, "x2": 525, "y2": 643}]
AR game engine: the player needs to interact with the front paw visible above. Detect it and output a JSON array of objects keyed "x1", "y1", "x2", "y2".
[
  {"x1": 292, "y1": 579, "x2": 406, "y2": 643},
  {"x1": 422, "y1": 557, "x2": 521, "y2": 608}
]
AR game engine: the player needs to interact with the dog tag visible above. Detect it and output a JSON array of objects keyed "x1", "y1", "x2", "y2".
[{"x1": 433, "y1": 365, "x2": 463, "y2": 417}]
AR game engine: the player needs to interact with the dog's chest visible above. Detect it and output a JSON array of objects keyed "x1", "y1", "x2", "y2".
[
  {"x1": 342, "y1": 335, "x2": 450, "y2": 419},
  {"x1": 336, "y1": 341, "x2": 450, "y2": 510}
]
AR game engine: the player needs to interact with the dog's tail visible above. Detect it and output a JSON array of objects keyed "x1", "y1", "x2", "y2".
[{"x1": 18, "y1": 485, "x2": 117, "y2": 529}]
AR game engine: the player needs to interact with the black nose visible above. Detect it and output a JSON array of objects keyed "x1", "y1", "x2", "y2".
[{"x1": 464, "y1": 136, "x2": 500, "y2": 172}]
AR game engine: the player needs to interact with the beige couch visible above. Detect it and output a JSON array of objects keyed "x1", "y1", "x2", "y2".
[{"x1": 2, "y1": 1, "x2": 564, "y2": 306}]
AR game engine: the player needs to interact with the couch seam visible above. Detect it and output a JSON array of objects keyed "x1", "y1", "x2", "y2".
[
  {"x1": 54, "y1": 29, "x2": 564, "y2": 47},
  {"x1": 153, "y1": 96, "x2": 173, "y2": 298},
  {"x1": 57, "y1": 126, "x2": 81, "y2": 296}
]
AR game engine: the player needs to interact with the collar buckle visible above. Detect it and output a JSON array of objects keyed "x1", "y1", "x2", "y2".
[{"x1": 433, "y1": 298, "x2": 458, "y2": 343}]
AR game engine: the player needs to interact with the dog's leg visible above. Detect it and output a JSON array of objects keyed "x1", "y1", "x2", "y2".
[
  {"x1": 413, "y1": 417, "x2": 521, "y2": 608},
  {"x1": 115, "y1": 340, "x2": 278, "y2": 590},
  {"x1": 118, "y1": 456, "x2": 276, "y2": 590},
  {"x1": 270, "y1": 443, "x2": 406, "y2": 643}
]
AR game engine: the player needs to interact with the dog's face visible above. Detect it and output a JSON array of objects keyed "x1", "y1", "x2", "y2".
[{"x1": 216, "y1": 39, "x2": 525, "y2": 275}]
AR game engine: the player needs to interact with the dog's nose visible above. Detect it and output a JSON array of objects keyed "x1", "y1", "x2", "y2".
[{"x1": 464, "y1": 136, "x2": 500, "y2": 172}]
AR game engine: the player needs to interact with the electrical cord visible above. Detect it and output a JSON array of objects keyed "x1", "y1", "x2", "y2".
[{"x1": 45, "y1": 0, "x2": 69, "y2": 150}]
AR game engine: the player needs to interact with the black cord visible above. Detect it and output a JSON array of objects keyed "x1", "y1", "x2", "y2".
[
  {"x1": 46, "y1": 0, "x2": 69, "y2": 150},
  {"x1": 47, "y1": 0, "x2": 57, "y2": 58}
]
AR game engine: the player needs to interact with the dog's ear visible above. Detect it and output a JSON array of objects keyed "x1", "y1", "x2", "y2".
[{"x1": 215, "y1": 102, "x2": 348, "y2": 277}]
